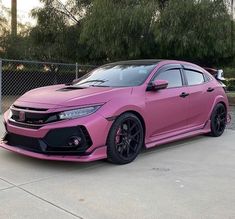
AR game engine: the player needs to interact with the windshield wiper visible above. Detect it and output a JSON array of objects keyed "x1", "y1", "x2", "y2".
[{"x1": 90, "y1": 84, "x2": 110, "y2": 87}]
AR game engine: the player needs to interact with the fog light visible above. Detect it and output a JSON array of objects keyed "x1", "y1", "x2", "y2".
[{"x1": 68, "y1": 136, "x2": 81, "y2": 147}]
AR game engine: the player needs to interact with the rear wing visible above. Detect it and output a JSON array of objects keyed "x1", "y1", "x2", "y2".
[{"x1": 203, "y1": 67, "x2": 225, "y2": 81}]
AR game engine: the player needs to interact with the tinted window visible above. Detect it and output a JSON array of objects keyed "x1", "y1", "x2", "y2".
[
  {"x1": 185, "y1": 70, "x2": 205, "y2": 85},
  {"x1": 155, "y1": 69, "x2": 183, "y2": 88},
  {"x1": 73, "y1": 64, "x2": 157, "y2": 87}
]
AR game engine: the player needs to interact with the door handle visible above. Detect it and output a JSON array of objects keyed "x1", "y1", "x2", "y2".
[
  {"x1": 207, "y1": 87, "x2": 214, "y2": 92},
  {"x1": 180, "y1": 92, "x2": 189, "y2": 98}
]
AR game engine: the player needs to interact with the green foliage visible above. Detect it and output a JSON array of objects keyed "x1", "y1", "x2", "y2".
[
  {"x1": 1, "y1": 0, "x2": 235, "y2": 69},
  {"x1": 0, "y1": 0, "x2": 32, "y2": 59},
  {"x1": 225, "y1": 79, "x2": 235, "y2": 91},
  {"x1": 80, "y1": 0, "x2": 158, "y2": 63},
  {"x1": 29, "y1": 0, "x2": 68, "y2": 61},
  {"x1": 154, "y1": 0, "x2": 233, "y2": 65},
  {"x1": 223, "y1": 67, "x2": 235, "y2": 78}
]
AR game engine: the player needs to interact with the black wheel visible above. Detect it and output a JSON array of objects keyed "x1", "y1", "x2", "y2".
[
  {"x1": 209, "y1": 103, "x2": 227, "y2": 137},
  {"x1": 107, "y1": 113, "x2": 144, "y2": 164}
]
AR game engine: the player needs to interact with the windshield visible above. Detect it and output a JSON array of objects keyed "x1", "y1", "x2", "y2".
[{"x1": 73, "y1": 64, "x2": 157, "y2": 87}]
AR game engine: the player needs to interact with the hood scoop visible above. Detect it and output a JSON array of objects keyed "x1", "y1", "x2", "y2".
[{"x1": 57, "y1": 86, "x2": 86, "y2": 92}]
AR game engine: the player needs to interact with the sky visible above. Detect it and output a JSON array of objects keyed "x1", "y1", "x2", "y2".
[
  {"x1": 2, "y1": 0, "x2": 42, "y2": 25},
  {"x1": 2, "y1": 0, "x2": 69, "y2": 26}
]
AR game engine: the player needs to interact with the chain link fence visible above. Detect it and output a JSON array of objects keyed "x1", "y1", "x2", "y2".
[{"x1": 0, "y1": 59, "x2": 96, "y2": 114}]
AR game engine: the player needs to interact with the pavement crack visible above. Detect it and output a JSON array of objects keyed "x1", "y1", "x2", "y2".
[
  {"x1": 0, "y1": 185, "x2": 15, "y2": 191},
  {"x1": 19, "y1": 187, "x2": 84, "y2": 219},
  {"x1": 0, "y1": 177, "x2": 84, "y2": 219}
]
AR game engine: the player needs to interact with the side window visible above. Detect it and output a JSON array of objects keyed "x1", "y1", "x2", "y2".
[
  {"x1": 184, "y1": 70, "x2": 205, "y2": 85},
  {"x1": 155, "y1": 69, "x2": 183, "y2": 88}
]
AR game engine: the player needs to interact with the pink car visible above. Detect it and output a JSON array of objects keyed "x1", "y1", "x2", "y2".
[{"x1": 0, "y1": 60, "x2": 230, "y2": 164}]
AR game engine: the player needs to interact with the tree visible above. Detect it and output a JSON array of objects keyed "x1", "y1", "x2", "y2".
[
  {"x1": 154, "y1": 0, "x2": 233, "y2": 65},
  {"x1": 0, "y1": 0, "x2": 31, "y2": 59},
  {"x1": 80, "y1": 0, "x2": 160, "y2": 63}
]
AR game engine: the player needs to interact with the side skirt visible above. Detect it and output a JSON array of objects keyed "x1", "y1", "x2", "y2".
[{"x1": 145, "y1": 120, "x2": 211, "y2": 149}]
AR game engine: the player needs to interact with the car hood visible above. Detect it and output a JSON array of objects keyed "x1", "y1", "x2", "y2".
[{"x1": 15, "y1": 84, "x2": 133, "y2": 108}]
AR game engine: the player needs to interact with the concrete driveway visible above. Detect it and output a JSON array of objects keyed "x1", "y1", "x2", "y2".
[{"x1": 0, "y1": 127, "x2": 235, "y2": 219}]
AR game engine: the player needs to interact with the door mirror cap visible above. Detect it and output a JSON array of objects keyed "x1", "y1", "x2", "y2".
[
  {"x1": 148, "y1": 80, "x2": 168, "y2": 91},
  {"x1": 72, "y1": 78, "x2": 80, "y2": 83}
]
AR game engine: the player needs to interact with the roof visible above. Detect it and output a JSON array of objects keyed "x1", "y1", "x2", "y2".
[{"x1": 108, "y1": 59, "x2": 163, "y2": 65}]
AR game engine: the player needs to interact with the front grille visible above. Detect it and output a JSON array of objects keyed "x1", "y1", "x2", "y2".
[
  {"x1": 3, "y1": 126, "x2": 93, "y2": 155},
  {"x1": 10, "y1": 109, "x2": 58, "y2": 127}
]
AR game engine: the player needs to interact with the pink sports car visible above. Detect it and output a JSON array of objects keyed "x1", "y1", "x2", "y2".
[{"x1": 0, "y1": 60, "x2": 230, "y2": 164}]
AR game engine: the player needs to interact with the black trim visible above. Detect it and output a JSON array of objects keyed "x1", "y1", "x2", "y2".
[
  {"x1": 181, "y1": 64, "x2": 204, "y2": 74},
  {"x1": 106, "y1": 116, "x2": 117, "y2": 121}
]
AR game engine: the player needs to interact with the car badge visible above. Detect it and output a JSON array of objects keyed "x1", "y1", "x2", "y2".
[{"x1": 18, "y1": 111, "x2": 26, "y2": 122}]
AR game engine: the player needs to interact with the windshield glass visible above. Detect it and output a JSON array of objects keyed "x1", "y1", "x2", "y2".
[{"x1": 73, "y1": 64, "x2": 157, "y2": 87}]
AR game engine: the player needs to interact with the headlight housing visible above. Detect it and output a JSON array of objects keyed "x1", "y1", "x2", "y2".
[
  {"x1": 8, "y1": 109, "x2": 13, "y2": 119},
  {"x1": 58, "y1": 105, "x2": 101, "y2": 120}
]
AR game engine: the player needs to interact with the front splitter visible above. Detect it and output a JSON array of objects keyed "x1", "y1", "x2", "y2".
[{"x1": 0, "y1": 142, "x2": 107, "y2": 162}]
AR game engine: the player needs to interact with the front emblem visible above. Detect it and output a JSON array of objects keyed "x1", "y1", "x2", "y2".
[{"x1": 18, "y1": 111, "x2": 26, "y2": 122}]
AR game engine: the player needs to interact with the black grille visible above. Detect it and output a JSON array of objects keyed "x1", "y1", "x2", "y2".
[
  {"x1": 11, "y1": 110, "x2": 58, "y2": 125},
  {"x1": 4, "y1": 133, "x2": 44, "y2": 153}
]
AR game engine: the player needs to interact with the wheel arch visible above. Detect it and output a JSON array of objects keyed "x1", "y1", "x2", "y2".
[
  {"x1": 217, "y1": 101, "x2": 227, "y2": 112},
  {"x1": 208, "y1": 95, "x2": 229, "y2": 120},
  {"x1": 122, "y1": 110, "x2": 146, "y2": 139},
  {"x1": 106, "y1": 110, "x2": 147, "y2": 147}
]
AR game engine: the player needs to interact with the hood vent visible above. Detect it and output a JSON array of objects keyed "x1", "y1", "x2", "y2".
[{"x1": 57, "y1": 86, "x2": 85, "y2": 92}]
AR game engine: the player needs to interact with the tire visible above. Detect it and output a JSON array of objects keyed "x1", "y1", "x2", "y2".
[
  {"x1": 209, "y1": 103, "x2": 227, "y2": 137},
  {"x1": 107, "y1": 113, "x2": 144, "y2": 164}
]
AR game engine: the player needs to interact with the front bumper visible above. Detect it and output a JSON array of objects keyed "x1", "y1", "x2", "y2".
[
  {"x1": 0, "y1": 110, "x2": 112, "y2": 162},
  {"x1": 0, "y1": 141, "x2": 107, "y2": 162}
]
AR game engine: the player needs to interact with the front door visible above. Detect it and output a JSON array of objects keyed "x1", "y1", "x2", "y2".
[{"x1": 145, "y1": 66, "x2": 190, "y2": 139}]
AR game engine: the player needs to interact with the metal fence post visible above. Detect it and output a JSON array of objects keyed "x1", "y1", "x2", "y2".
[
  {"x1": 76, "y1": 62, "x2": 78, "y2": 79},
  {"x1": 0, "y1": 59, "x2": 2, "y2": 114}
]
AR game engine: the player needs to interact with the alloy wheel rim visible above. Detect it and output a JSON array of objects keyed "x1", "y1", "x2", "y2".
[
  {"x1": 214, "y1": 106, "x2": 226, "y2": 133},
  {"x1": 115, "y1": 118, "x2": 142, "y2": 159}
]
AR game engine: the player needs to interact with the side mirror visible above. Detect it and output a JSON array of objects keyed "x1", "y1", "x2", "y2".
[
  {"x1": 72, "y1": 78, "x2": 80, "y2": 83},
  {"x1": 147, "y1": 79, "x2": 168, "y2": 91}
]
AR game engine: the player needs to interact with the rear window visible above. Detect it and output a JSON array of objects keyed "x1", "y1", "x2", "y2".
[{"x1": 184, "y1": 70, "x2": 205, "y2": 85}]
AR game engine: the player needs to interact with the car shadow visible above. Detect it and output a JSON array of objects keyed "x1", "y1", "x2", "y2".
[{"x1": 1, "y1": 134, "x2": 207, "y2": 171}]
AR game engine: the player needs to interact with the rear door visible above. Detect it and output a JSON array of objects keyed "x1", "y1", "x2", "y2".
[
  {"x1": 145, "y1": 64, "x2": 190, "y2": 138},
  {"x1": 182, "y1": 66, "x2": 215, "y2": 128}
]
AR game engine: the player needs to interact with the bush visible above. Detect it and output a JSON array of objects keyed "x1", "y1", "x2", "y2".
[
  {"x1": 223, "y1": 67, "x2": 235, "y2": 78},
  {"x1": 225, "y1": 79, "x2": 235, "y2": 91}
]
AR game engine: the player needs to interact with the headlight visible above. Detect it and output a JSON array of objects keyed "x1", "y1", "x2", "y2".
[
  {"x1": 8, "y1": 109, "x2": 13, "y2": 119},
  {"x1": 58, "y1": 105, "x2": 101, "y2": 120}
]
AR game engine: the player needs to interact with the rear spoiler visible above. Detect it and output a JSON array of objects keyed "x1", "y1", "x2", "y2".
[{"x1": 203, "y1": 67, "x2": 226, "y2": 81}]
